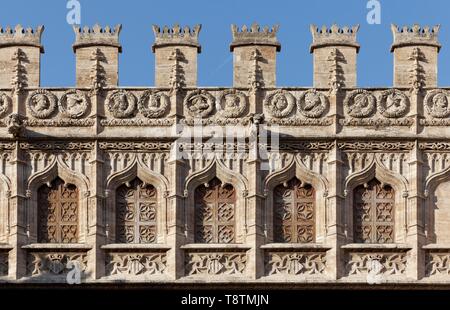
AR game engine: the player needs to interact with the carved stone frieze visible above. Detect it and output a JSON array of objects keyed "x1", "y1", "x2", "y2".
[
  {"x1": 27, "y1": 252, "x2": 87, "y2": 277},
  {"x1": 185, "y1": 252, "x2": 246, "y2": 276},
  {"x1": 346, "y1": 252, "x2": 407, "y2": 276},
  {"x1": 106, "y1": 253, "x2": 167, "y2": 276},
  {"x1": 265, "y1": 252, "x2": 326, "y2": 276}
]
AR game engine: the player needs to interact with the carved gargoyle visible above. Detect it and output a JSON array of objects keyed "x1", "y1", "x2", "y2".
[{"x1": 6, "y1": 113, "x2": 25, "y2": 137}]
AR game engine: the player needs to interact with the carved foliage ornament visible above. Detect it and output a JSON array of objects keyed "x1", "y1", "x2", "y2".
[
  {"x1": 107, "y1": 90, "x2": 137, "y2": 119},
  {"x1": 298, "y1": 89, "x2": 329, "y2": 118},
  {"x1": 264, "y1": 89, "x2": 295, "y2": 118},
  {"x1": 378, "y1": 89, "x2": 409, "y2": 118},
  {"x1": 344, "y1": 89, "x2": 376, "y2": 118},
  {"x1": 184, "y1": 90, "x2": 215, "y2": 118},
  {"x1": 27, "y1": 89, "x2": 58, "y2": 119},
  {"x1": 219, "y1": 89, "x2": 248, "y2": 118},
  {"x1": 59, "y1": 90, "x2": 89, "y2": 119},
  {"x1": 138, "y1": 90, "x2": 170, "y2": 118},
  {"x1": 424, "y1": 89, "x2": 450, "y2": 118},
  {"x1": 0, "y1": 92, "x2": 11, "y2": 118}
]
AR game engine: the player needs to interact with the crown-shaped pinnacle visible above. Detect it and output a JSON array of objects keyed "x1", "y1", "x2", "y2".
[
  {"x1": 0, "y1": 24, "x2": 44, "y2": 52},
  {"x1": 391, "y1": 24, "x2": 441, "y2": 52},
  {"x1": 72, "y1": 24, "x2": 122, "y2": 52},
  {"x1": 310, "y1": 24, "x2": 360, "y2": 53},
  {"x1": 152, "y1": 24, "x2": 202, "y2": 53},
  {"x1": 230, "y1": 23, "x2": 280, "y2": 52}
]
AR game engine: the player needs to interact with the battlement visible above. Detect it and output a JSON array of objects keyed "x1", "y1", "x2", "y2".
[
  {"x1": 152, "y1": 24, "x2": 201, "y2": 52},
  {"x1": 230, "y1": 23, "x2": 280, "y2": 51},
  {"x1": 72, "y1": 24, "x2": 122, "y2": 52},
  {"x1": 310, "y1": 24, "x2": 360, "y2": 53},
  {"x1": 391, "y1": 24, "x2": 441, "y2": 52},
  {"x1": 0, "y1": 24, "x2": 44, "y2": 52}
]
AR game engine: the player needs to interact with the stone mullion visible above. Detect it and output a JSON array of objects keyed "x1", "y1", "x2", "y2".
[
  {"x1": 325, "y1": 141, "x2": 346, "y2": 279},
  {"x1": 8, "y1": 141, "x2": 28, "y2": 279},
  {"x1": 86, "y1": 141, "x2": 106, "y2": 279},
  {"x1": 406, "y1": 141, "x2": 426, "y2": 280}
]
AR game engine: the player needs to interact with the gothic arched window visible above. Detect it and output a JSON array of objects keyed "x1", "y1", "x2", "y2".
[
  {"x1": 38, "y1": 177, "x2": 79, "y2": 243},
  {"x1": 353, "y1": 178, "x2": 395, "y2": 243},
  {"x1": 273, "y1": 178, "x2": 315, "y2": 243},
  {"x1": 116, "y1": 178, "x2": 157, "y2": 244},
  {"x1": 194, "y1": 177, "x2": 236, "y2": 243}
]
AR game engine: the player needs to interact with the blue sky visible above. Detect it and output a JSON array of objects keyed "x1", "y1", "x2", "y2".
[{"x1": 0, "y1": 0, "x2": 449, "y2": 87}]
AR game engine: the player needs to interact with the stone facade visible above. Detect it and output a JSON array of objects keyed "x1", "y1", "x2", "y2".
[{"x1": 0, "y1": 22, "x2": 448, "y2": 287}]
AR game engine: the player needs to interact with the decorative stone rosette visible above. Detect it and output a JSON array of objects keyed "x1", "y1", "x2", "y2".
[
  {"x1": 184, "y1": 90, "x2": 215, "y2": 118},
  {"x1": 138, "y1": 90, "x2": 170, "y2": 118},
  {"x1": 218, "y1": 89, "x2": 248, "y2": 118},
  {"x1": 264, "y1": 89, "x2": 296, "y2": 118},
  {"x1": 378, "y1": 89, "x2": 409, "y2": 118},
  {"x1": 0, "y1": 92, "x2": 11, "y2": 118},
  {"x1": 424, "y1": 89, "x2": 450, "y2": 118},
  {"x1": 27, "y1": 89, "x2": 58, "y2": 119},
  {"x1": 344, "y1": 89, "x2": 376, "y2": 118},
  {"x1": 106, "y1": 90, "x2": 137, "y2": 119},
  {"x1": 59, "y1": 90, "x2": 89, "y2": 119},
  {"x1": 298, "y1": 89, "x2": 329, "y2": 118}
]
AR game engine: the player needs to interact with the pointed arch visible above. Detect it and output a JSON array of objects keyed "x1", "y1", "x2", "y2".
[
  {"x1": 105, "y1": 156, "x2": 169, "y2": 244},
  {"x1": 27, "y1": 156, "x2": 89, "y2": 194},
  {"x1": 26, "y1": 156, "x2": 90, "y2": 244},
  {"x1": 183, "y1": 157, "x2": 248, "y2": 244},
  {"x1": 344, "y1": 157, "x2": 409, "y2": 243},
  {"x1": 184, "y1": 158, "x2": 248, "y2": 195},
  {"x1": 265, "y1": 156, "x2": 328, "y2": 195},
  {"x1": 345, "y1": 156, "x2": 408, "y2": 196},
  {"x1": 264, "y1": 156, "x2": 329, "y2": 244},
  {"x1": 106, "y1": 156, "x2": 169, "y2": 195}
]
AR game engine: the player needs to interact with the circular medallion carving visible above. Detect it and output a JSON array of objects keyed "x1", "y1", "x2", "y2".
[
  {"x1": 378, "y1": 89, "x2": 409, "y2": 118},
  {"x1": 298, "y1": 89, "x2": 329, "y2": 118},
  {"x1": 344, "y1": 89, "x2": 376, "y2": 118},
  {"x1": 184, "y1": 90, "x2": 215, "y2": 118},
  {"x1": 106, "y1": 90, "x2": 137, "y2": 119},
  {"x1": 59, "y1": 90, "x2": 89, "y2": 119},
  {"x1": 138, "y1": 90, "x2": 170, "y2": 118},
  {"x1": 0, "y1": 92, "x2": 11, "y2": 118},
  {"x1": 219, "y1": 89, "x2": 248, "y2": 118},
  {"x1": 264, "y1": 90, "x2": 295, "y2": 118},
  {"x1": 424, "y1": 89, "x2": 450, "y2": 118},
  {"x1": 27, "y1": 90, "x2": 58, "y2": 119}
]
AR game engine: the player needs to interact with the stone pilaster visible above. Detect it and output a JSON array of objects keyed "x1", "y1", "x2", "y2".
[
  {"x1": 406, "y1": 141, "x2": 426, "y2": 280},
  {"x1": 325, "y1": 141, "x2": 346, "y2": 279},
  {"x1": 86, "y1": 141, "x2": 106, "y2": 279},
  {"x1": 166, "y1": 142, "x2": 188, "y2": 279},
  {"x1": 8, "y1": 141, "x2": 28, "y2": 279}
]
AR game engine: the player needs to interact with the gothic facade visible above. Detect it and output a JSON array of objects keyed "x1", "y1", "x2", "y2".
[{"x1": 0, "y1": 22, "x2": 448, "y2": 287}]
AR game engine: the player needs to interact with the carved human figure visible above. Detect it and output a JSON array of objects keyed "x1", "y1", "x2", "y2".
[{"x1": 433, "y1": 92, "x2": 448, "y2": 113}]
